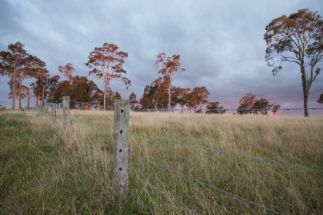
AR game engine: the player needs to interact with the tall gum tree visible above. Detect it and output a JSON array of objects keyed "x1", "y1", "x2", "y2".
[
  {"x1": 264, "y1": 9, "x2": 323, "y2": 117},
  {"x1": 0, "y1": 42, "x2": 47, "y2": 109},
  {"x1": 86, "y1": 43, "x2": 130, "y2": 110},
  {"x1": 59, "y1": 63, "x2": 74, "y2": 84},
  {"x1": 156, "y1": 52, "x2": 185, "y2": 112},
  {"x1": 30, "y1": 70, "x2": 50, "y2": 107}
]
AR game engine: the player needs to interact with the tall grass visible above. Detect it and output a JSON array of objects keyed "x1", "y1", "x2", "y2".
[{"x1": 1, "y1": 110, "x2": 322, "y2": 214}]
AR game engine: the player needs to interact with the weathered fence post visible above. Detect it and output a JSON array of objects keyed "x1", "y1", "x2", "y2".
[
  {"x1": 112, "y1": 99, "x2": 130, "y2": 198},
  {"x1": 63, "y1": 96, "x2": 71, "y2": 129}
]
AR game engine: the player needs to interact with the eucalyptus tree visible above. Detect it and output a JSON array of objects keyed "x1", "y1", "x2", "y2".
[
  {"x1": 156, "y1": 52, "x2": 185, "y2": 112},
  {"x1": 86, "y1": 43, "x2": 130, "y2": 110},
  {"x1": 0, "y1": 42, "x2": 47, "y2": 109},
  {"x1": 264, "y1": 9, "x2": 323, "y2": 116}
]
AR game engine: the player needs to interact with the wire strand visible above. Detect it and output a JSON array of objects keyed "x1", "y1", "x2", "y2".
[{"x1": 138, "y1": 158, "x2": 282, "y2": 215}]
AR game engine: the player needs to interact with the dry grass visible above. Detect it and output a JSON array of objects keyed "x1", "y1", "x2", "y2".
[{"x1": 1, "y1": 110, "x2": 322, "y2": 214}]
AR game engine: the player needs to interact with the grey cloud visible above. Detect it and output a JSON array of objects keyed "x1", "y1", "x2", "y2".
[{"x1": 0, "y1": 0, "x2": 322, "y2": 110}]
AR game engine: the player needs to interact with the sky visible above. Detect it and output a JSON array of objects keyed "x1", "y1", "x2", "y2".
[{"x1": 0, "y1": 0, "x2": 322, "y2": 113}]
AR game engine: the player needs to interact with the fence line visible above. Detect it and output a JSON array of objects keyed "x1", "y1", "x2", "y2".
[
  {"x1": 40, "y1": 101, "x2": 323, "y2": 175},
  {"x1": 138, "y1": 157, "x2": 282, "y2": 215},
  {"x1": 50, "y1": 100, "x2": 323, "y2": 112},
  {"x1": 214, "y1": 150, "x2": 323, "y2": 174},
  {"x1": 170, "y1": 143, "x2": 323, "y2": 174},
  {"x1": 133, "y1": 107, "x2": 323, "y2": 112},
  {"x1": 34, "y1": 99, "x2": 318, "y2": 214}
]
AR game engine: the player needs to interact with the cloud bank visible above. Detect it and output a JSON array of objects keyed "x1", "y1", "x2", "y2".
[{"x1": 0, "y1": 0, "x2": 322, "y2": 111}]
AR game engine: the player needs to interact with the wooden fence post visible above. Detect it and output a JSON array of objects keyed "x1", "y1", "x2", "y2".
[
  {"x1": 63, "y1": 96, "x2": 71, "y2": 129},
  {"x1": 112, "y1": 99, "x2": 130, "y2": 197}
]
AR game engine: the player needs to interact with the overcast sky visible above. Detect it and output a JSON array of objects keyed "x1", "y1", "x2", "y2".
[{"x1": 0, "y1": 0, "x2": 322, "y2": 111}]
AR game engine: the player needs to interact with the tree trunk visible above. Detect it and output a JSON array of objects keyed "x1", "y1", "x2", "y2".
[
  {"x1": 168, "y1": 84, "x2": 171, "y2": 112},
  {"x1": 304, "y1": 92, "x2": 309, "y2": 117},
  {"x1": 103, "y1": 71, "x2": 109, "y2": 111},
  {"x1": 27, "y1": 95, "x2": 30, "y2": 109},
  {"x1": 301, "y1": 66, "x2": 309, "y2": 117},
  {"x1": 42, "y1": 85, "x2": 45, "y2": 107},
  {"x1": 36, "y1": 96, "x2": 39, "y2": 107},
  {"x1": 18, "y1": 83, "x2": 22, "y2": 110},
  {"x1": 11, "y1": 70, "x2": 16, "y2": 110},
  {"x1": 103, "y1": 90, "x2": 106, "y2": 111},
  {"x1": 18, "y1": 93, "x2": 22, "y2": 110}
]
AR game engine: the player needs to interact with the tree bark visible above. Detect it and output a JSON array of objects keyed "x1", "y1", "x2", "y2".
[
  {"x1": 42, "y1": 84, "x2": 45, "y2": 107},
  {"x1": 103, "y1": 90, "x2": 106, "y2": 111},
  {"x1": 303, "y1": 92, "x2": 309, "y2": 117},
  {"x1": 103, "y1": 71, "x2": 109, "y2": 111},
  {"x1": 18, "y1": 83, "x2": 22, "y2": 110},
  {"x1": 27, "y1": 95, "x2": 30, "y2": 109},
  {"x1": 301, "y1": 66, "x2": 309, "y2": 117},
  {"x1": 18, "y1": 93, "x2": 22, "y2": 110},
  {"x1": 168, "y1": 84, "x2": 171, "y2": 112},
  {"x1": 11, "y1": 69, "x2": 16, "y2": 110}
]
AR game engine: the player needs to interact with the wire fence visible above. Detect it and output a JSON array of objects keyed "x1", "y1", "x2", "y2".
[
  {"x1": 44, "y1": 102, "x2": 323, "y2": 174},
  {"x1": 45, "y1": 101, "x2": 323, "y2": 175},
  {"x1": 132, "y1": 107, "x2": 323, "y2": 112},
  {"x1": 49, "y1": 101, "x2": 323, "y2": 115},
  {"x1": 138, "y1": 157, "x2": 282, "y2": 215},
  {"x1": 132, "y1": 141, "x2": 322, "y2": 214},
  {"x1": 37, "y1": 99, "x2": 322, "y2": 214},
  {"x1": 169, "y1": 143, "x2": 323, "y2": 174}
]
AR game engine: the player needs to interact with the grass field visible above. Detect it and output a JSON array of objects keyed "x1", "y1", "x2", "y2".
[{"x1": 0, "y1": 110, "x2": 322, "y2": 214}]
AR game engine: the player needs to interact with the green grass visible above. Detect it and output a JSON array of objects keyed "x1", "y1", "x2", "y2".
[
  {"x1": 0, "y1": 111, "x2": 322, "y2": 214},
  {"x1": 0, "y1": 112, "x2": 125, "y2": 214}
]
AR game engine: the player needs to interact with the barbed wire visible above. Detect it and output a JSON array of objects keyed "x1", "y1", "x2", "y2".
[
  {"x1": 137, "y1": 157, "x2": 282, "y2": 215},
  {"x1": 40, "y1": 99, "x2": 323, "y2": 110},
  {"x1": 189, "y1": 144, "x2": 323, "y2": 174},
  {"x1": 132, "y1": 107, "x2": 323, "y2": 112},
  {"x1": 44, "y1": 101, "x2": 323, "y2": 173},
  {"x1": 46, "y1": 101, "x2": 323, "y2": 113}
]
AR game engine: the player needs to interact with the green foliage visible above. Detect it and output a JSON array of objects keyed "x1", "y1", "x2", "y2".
[
  {"x1": 237, "y1": 94, "x2": 277, "y2": 115},
  {"x1": 206, "y1": 101, "x2": 226, "y2": 114},
  {"x1": 48, "y1": 75, "x2": 100, "y2": 108},
  {"x1": 318, "y1": 94, "x2": 323, "y2": 104}
]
